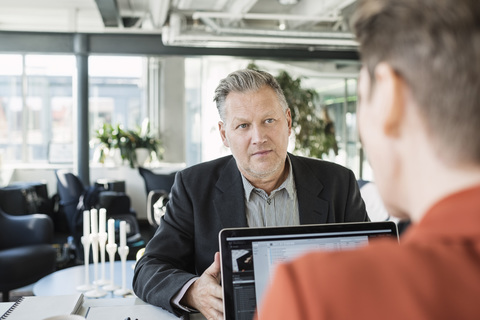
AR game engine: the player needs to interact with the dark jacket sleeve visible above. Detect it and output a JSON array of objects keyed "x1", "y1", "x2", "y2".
[{"x1": 132, "y1": 156, "x2": 239, "y2": 316}]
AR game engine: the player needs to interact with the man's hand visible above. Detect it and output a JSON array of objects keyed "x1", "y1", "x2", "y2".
[{"x1": 182, "y1": 252, "x2": 223, "y2": 320}]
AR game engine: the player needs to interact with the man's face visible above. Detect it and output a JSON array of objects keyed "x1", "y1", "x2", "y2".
[{"x1": 219, "y1": 85, "x2": 292, "y2": 183}]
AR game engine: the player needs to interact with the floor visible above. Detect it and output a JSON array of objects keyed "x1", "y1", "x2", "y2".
[{"x1": 1, "y1": 219, "x2": 156, "y2": 302}]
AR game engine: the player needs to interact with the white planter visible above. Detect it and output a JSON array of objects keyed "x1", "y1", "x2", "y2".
[
  {"x1": 135, "y1": 148, "x2": 150, "y2": 167},
  {"x1": 98, "y1": 148, "x2": 123, "y2": 166},
  {"x1": 112, "y1": 148, "x2": 123, "y2": 166}
]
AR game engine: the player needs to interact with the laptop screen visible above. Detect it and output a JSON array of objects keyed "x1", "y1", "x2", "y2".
[{"x1": 219, "y1": 221, "x2": 398, "y2": 320}]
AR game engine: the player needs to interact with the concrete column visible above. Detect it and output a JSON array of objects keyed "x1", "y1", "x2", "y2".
[
  {"x1": 74, "y1": 33, "x2": 90, "y2": 186},
  {"x1": 160, "y1": 57, "x2": 186, "y2": 163}
]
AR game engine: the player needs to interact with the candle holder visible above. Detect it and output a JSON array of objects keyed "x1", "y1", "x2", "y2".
[
  {"x1": 114, "y1": 245, "x2": 131, "y2": 296},
  {"x1": 102, "y1": 242, "x2": 119, "y2": 291},
  {"x1": 85, "y1": 233, "x2": 107, "y2": 298},
  {"x1": 95, "y1": 231, "x2": 109, "y2": 286},
  {"x1": 76, "y1": 235, "x2": 94, "y2": 291}
]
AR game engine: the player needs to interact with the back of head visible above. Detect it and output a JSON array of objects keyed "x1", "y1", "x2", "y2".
[
  {"x1": 352, "y1": 0, "x2": 480, "y2": 165},
  {"x1": 213, "y1": 69, "x2": 288, "y2": 121}
]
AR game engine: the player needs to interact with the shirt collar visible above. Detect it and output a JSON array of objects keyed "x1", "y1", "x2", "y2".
[{"x1": 241, "y1": 155, "x2": 295, "y2": 201}]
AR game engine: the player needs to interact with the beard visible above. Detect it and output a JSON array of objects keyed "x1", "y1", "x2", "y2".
[{"x1": 241, "y1": 152, "x2": 287, "y2": 182}]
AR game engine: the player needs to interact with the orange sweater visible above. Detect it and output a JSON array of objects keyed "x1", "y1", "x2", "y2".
[{"x1": 256, "y1": 185, "x2": 480, "y2": 320}]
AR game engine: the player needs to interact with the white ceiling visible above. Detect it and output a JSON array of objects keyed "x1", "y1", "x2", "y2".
[{"x1": 0, "y1": 0, "x2": 358, "y2": 50}]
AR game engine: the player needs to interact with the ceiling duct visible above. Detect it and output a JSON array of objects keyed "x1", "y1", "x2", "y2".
[
  {"x1": 95, "y1": 0, "x2": 123, "y2": 28},
  {"x1": 162, "y1": 12, "x2": 358, "y2": 50}
]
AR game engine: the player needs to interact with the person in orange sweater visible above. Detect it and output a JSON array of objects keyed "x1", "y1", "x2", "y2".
[{"x1": 256, "y1": 0, "x2": 480, "y2": 319}]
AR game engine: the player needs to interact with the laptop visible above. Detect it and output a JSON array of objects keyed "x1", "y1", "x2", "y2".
[{"x1": 219, "y1": 221, "x2": 399, "y2": 320}]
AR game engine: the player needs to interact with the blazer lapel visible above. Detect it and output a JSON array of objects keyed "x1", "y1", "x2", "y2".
[
  {"x1": 211, "y1": 155, "x2": 330, "y2": 227},
  {"x1": 213, "y1": 157, "x2": 248, "y2": 229},
  {"x1": 290, "y1": 154, "x2": 330, "y2": 224}
]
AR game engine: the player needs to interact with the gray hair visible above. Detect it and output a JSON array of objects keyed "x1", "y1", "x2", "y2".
[{"x1": 213, "y1": 69, "x2": 288, "y2": 122}]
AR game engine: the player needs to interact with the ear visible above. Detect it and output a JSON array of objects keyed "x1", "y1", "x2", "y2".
[
  {"x1": 218, "y1": 121, "x2": 230, "y2": 148},
  {"x1": 374, "y1": 63, "x2": 406, "y2": 137},
  {"x1": 285, "y1": 108, "x2": 292, "y2": 136}
]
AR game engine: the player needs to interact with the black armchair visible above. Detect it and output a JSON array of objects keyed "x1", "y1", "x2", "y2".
[
  {"x1": 0, "y1": 208, "x2": 56, "y2": 302},
  {"x1": 55, "y1": 170, "x2": 144, "y2": 261},
  {"x1": 138, "y1": 167, "x2": 176, "y2": 229},
  {"x1": 138, "y1": 167, "x2": 176, "y2": 196}
]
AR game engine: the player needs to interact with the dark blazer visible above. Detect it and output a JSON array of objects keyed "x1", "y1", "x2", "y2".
[{"x1": 133, "y1": 153, "x2": 368, "y2": 315}]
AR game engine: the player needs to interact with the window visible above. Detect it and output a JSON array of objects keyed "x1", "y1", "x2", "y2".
[
  {"x1": 0, "y1": 54, "x2": 147, "y2": 165},
  {"x1": 0, "y1": 54, "x2": 75, "y2": 163},
  {"x1": 88, "y1": 56, "x2": 146, "y2": 134}
]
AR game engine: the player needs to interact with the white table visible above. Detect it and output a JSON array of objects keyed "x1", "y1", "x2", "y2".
[
  {"x1": 34, "y1": 261, "x2": 135, "y2": 297},
  {"x1": 6, "y1": 261, "x2": 207, "y2": 320},
  {"x1": 1, "y1": 297, "x2": 207, "y2": 319}
]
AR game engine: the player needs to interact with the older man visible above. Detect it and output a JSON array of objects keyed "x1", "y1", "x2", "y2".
[{"x1": 133, "y1": 69, "x2": 368, "y2": 319}]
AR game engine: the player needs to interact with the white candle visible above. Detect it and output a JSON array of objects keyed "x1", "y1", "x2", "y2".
[
  {"x1": 91, "y1": 208, "x2": 98, "y2": 235},
  {"x1": 99, "y1": 208, "x2": 106, "y2": 234},
  {"x1": 83, "y1": 210, "x2": 90, "y2": 238},
  {"x1": 120, "y1": 220, "x2": 126, "y2": 248},
  {"x1": 108, "y1": 219, "x2": 115, "y2": 244}
]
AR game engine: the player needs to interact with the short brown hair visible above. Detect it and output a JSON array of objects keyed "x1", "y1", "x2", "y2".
[{"x1": 352, "y1": 0, "x2": 480, "y2": 164}]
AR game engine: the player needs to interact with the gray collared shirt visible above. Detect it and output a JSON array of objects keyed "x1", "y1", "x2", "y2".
[{"x1": 242, "y1": 156, "x2": 299, "y2": 227}]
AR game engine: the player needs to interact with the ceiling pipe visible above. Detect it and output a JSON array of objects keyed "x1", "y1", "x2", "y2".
[
  {"x1": 192, "y1": 11, "x2": 338, "y2": 22},
  {"x1": 163, "y1": 32, "x2": 358, "y2": 47},
  {"x1": 200, "y1": 16, "x2": 355, "y2": 39},
  {"x1": 163, "y1": 13, "x2": 357, "y2": 49},
  {"x1": 149, "y1": 0, "x2": 170, "y2": 28},
  {"x1": 224, "y1": 0, "x2": 259, "y2": 25},
  {"x1": 288, "y1": 0, "x2": 356, "y2": 29}
]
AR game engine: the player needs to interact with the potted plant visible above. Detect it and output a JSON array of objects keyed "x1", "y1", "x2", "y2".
[
  {"x1": 123, "y1": 119, "x2": 163, "y2": 168},
  {"x1": 91, "y1": 123, "x2": 125, "y2": 165},
  {"x1": 91, "y1": 119, "x2": 163, "y2": 168}
]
